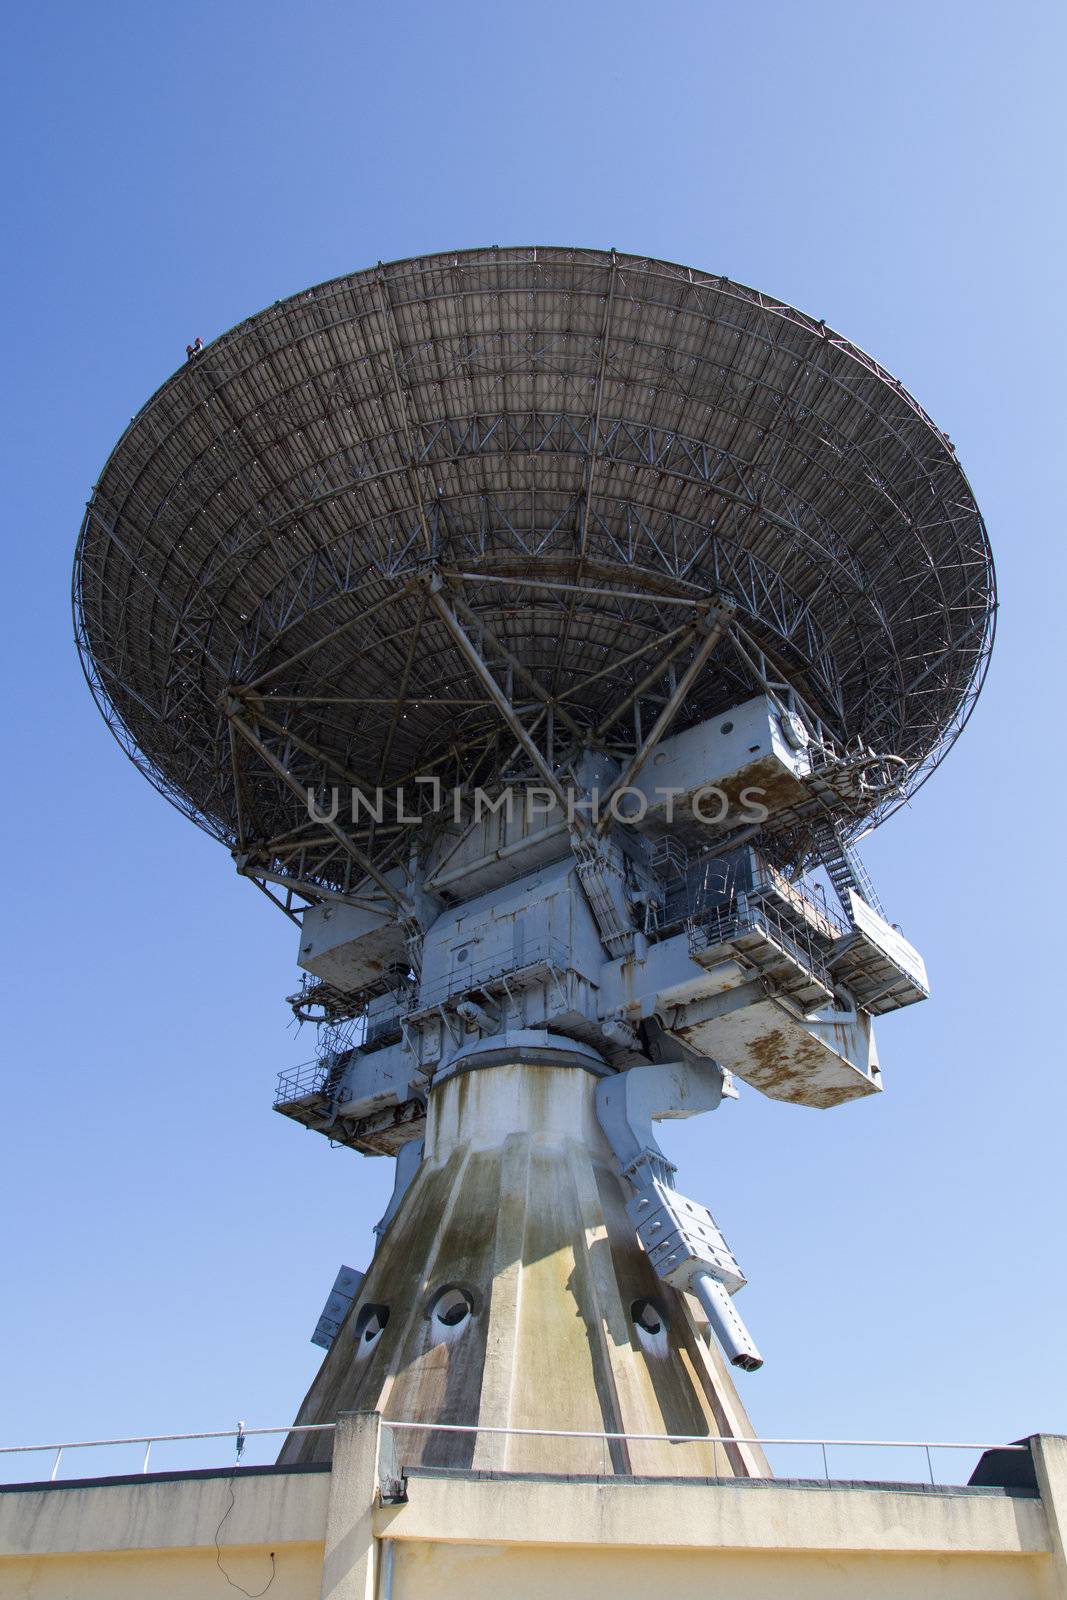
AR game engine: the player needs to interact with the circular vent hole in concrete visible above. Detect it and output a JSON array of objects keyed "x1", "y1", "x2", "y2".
[
  {"x1": 631, "y1": 1297, "x2": 669, "y2": 1357},
  {"x1": 428, "y1": 1285, "x2": 475, "y2": 1337},
  {"x1": 354, "y1": 1304, "x2": 389, "y2": 1357}
]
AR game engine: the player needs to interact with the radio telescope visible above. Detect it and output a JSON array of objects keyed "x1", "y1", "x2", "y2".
[{"x1": 75, "y1": 247, "x2": 995, "y2": 1474}]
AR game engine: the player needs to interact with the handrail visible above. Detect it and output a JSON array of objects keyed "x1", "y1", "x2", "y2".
[
  {"x1": 0, "y1": 1427, "x2": 1017, "y2": 1465},
  {"x1": 378, "y1": 1421, "x2": 1027, "y2": 1489},
  {"x1": 380, "y1": 1421, "x2": 1026, "y2": 1452},
  {"x1": 0, "y1": 1423, "x2": 334, "y2": 1457},
  {"x1": 0, "y1": 1423, "x2": 336, "y2": 1482}
]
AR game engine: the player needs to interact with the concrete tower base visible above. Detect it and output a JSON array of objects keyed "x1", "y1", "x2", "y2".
[{"x1": 280, "y1": 1053, "x2": 766, "y2": 1476}]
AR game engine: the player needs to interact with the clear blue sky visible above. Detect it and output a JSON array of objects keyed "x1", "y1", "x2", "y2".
[{"x1": 2, "y1": 0, "x2": 1064, "y2": 1477}]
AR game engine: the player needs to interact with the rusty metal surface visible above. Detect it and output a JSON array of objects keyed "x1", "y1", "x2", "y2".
[{"x1": 672, "y1": 996, "x2": 882, "y2": 1109}]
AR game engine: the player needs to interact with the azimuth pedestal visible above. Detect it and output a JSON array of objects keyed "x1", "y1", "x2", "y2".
[{"x1": 280, "y1": 1047, "x2": 766, "y2": 1478}]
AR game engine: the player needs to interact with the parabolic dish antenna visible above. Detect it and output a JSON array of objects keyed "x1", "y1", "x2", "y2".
[
  {"x1": 73, "y1": 250, "x2": 997, "y2": 1450},
  {"x1": 74, "y1": 246, "x2": 995, "y2": 901}
]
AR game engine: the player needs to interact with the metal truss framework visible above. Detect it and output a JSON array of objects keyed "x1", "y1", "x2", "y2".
[{"x1": 73, "y1": 247, "x2": 996, "y2": 910}]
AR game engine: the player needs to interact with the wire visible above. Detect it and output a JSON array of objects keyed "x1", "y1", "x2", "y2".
[{"x1": 214, "y1": 1425, "x2": 276, "y2": 1597}]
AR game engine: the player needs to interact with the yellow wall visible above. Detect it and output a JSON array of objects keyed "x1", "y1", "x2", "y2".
[
  {"x1": 3, "y1": 1543, "x2": 322, "y2": 1600},
  {"x1": 396, "y1": 1541, "x2": 1049, "y2": 1600},
  {"x1": 2, "y1": 1538, "x2": 1050, "y2": 1600}
]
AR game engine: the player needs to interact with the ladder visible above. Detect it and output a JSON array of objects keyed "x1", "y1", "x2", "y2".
[{"x1": 811, "y1": 818, "x2": 886, "y2": 921}]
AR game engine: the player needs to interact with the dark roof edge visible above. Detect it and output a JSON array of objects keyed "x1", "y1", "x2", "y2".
[
  {"x1": 406, "y1": 1466, "x2": 1039, "y2": 1500},
  {"x1": 0, "y1": 1461, "x2": 331, "y2": 1494}
]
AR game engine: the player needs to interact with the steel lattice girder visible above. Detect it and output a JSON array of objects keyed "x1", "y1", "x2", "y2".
[{"x1": 74, "y1": 247, "x2": 995, "y2": 898}]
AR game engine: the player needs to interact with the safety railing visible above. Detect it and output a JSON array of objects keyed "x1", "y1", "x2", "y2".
[
  {"x1": 409, "y1": 937, "x2": 574, "y2": 1013},
  {"x1": 379, "y1": 1420, "x2": 1027, "y2": 1489},
  {"x1": 688, "y1": 894, "x2": 835, "y2": 995},
  {"x1": 0, "y1": 1423, "x2": 332, "y2": 1485},
  {"x1": 274, "y1": 1060, "x2": 329, "y2": 1105},
  {"x1": 0, "y1": 1419, "x2": 1028, "y2": 1490},
  {"x1": 662, "y1": 854, "x2": 847, "y2": 943}
]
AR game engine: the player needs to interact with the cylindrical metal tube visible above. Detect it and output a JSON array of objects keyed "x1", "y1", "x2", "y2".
[{"x1": 692, "y1": 1270, "x2": 763, "y2": 1371}]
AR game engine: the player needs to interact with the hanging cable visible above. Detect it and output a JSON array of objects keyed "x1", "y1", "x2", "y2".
[{"x1": 214, "y1": 1422, "x2": 276, "y2": 1597}]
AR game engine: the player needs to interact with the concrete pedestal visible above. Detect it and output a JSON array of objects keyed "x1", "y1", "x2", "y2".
[{"x1": 280, "y1": 1057, "x2": 765, "y2": 1476}]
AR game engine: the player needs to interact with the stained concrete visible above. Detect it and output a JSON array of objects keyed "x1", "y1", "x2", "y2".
[{"x1": 280, "y1": 1061, "x2": 765, "y2": 1477}]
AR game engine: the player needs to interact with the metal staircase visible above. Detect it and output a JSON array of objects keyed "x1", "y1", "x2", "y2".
[{"x1": 811, "y1": 818, "x2": 885, "y2": 920}]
